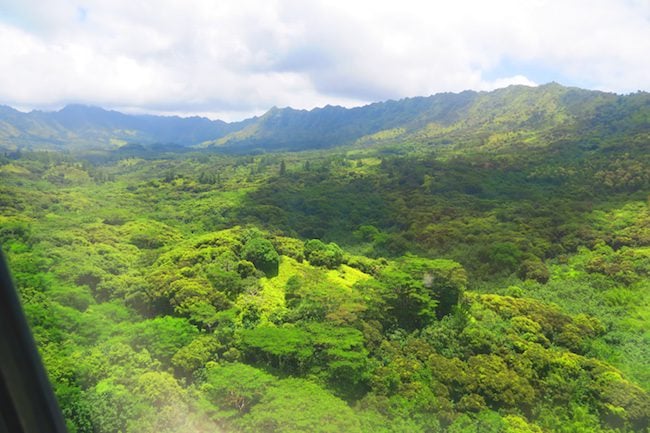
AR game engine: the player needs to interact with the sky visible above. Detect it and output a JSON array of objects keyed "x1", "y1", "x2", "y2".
[{"x1": 0, "y1": 0, "x2": 649, "y2": 121}]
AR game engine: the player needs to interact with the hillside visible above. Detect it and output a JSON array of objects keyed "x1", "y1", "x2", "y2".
[
  {"x1": 1, "y1": 84, "x2": 649, "y2": 154},
  {"x1": 0, "y1": 104, "x2": 254, "y2": 150},
  {"x1": 208, "y1": 83, "x2": 650, "y2": 152}
]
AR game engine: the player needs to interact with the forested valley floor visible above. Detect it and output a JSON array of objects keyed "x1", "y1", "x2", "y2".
[{"x1": 1, "y1": 123, "x2": 649, "y2": 432}]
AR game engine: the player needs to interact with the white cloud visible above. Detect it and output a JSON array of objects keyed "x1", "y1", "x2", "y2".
[
  {"x1": 0, "y1": 0, "x2": 648, "y2": 120},
  {"x1": 485, "y1": 75, "x2": 539, "y2": 90}
]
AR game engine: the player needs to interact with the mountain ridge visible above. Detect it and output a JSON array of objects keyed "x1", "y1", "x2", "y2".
[{"x1": 0, "y1": 83, "x2": 648, "y2": 152}]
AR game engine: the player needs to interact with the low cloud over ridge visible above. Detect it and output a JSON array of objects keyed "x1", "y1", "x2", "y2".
[{"x1": 0, "y1": 0, "x2": 648, "y2": 120}]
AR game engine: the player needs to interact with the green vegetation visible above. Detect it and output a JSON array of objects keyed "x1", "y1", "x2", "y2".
[{"x1": 0, "y1": 84, "x2": 649, "y2": 432}]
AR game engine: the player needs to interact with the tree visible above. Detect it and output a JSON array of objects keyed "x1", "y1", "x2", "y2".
[
  {"x1": 242, "y1": 238, "x2": 280, "y2": 277},
  {"x1": 87, "y1": 379, "x2": 138, "y2": 433},
  {"x1": 200, "y1": 362, "x2": 276, "y2": 421},
  {"x1": 483, "y1": 242, "x2": 523, "y2": 275},
  {"x1": 466, "y1": 354, "x2": 536, "y2": 410},
  {"x1": 130, "y1": 371, "x2": 190, "y2": 433},
  {"x1": 239, "y1": 378, "x2": 362, "y2": 433},
  {"x1": 239, "y1": 323, "x2": 369, "y2": 395},
  {"x1": 378, "y1": 256, "x2": 467, "y2": 329},
  {"x1": 171, "y1": 336, "x2": 221, "y2": 376},
  {"x1": 517, "y1": 259, "x2": 550, "y2": 283},
  {"x1": 304, "y1": 239, "x2": 344, "y2": 269},
  {"x1": 127, "y1": 316, "x2": 198, "y2": 365}
]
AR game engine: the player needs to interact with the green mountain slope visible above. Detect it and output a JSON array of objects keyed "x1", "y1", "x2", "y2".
[
  {"x1": 203, "y1": 83, "x2": 650, "y2": 153},
  {"x1": 2, "y1": 83, "x2": 648, "y2": 154}
]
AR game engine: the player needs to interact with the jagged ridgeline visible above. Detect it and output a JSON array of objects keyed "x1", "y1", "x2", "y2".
[
  {"x1": 0, "y1": 84, "x2": 648, "y2": 433},
  {"x1": 1, "y1": 83, "x2": 649, "y2": 153}
]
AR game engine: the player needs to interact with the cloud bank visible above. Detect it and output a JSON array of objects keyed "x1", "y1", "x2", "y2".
[{"x1": 0, "y1": 0, "x2": 648, "y2": 120}]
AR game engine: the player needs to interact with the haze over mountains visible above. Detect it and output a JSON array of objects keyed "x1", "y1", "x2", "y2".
[{"x1": 1, "y1": 83, "x2": 648, "y2": 153}]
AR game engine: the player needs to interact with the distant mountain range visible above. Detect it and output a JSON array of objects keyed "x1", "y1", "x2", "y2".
[
  {"x1": 0, "y1": 104, "x2": 255, "y2": 151},
  {"x1": 1, "y1": 83, "x2": 648, "y2": 153}
]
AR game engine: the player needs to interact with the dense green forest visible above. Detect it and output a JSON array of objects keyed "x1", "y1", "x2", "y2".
[{"x1": 1, "y1": 85, "x2": 649, "y2": 432}]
